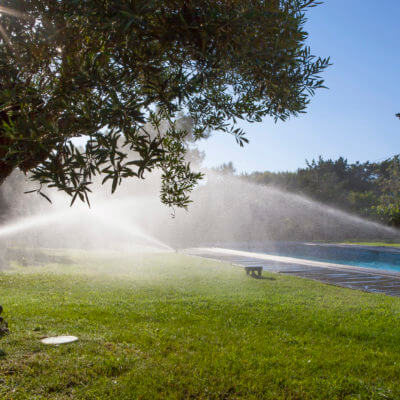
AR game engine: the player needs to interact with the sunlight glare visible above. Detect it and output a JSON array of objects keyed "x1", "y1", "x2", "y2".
[
  {"x1": 0, "y1": 22, "x2": 10, "y2": 46},
  {"x1": 0, "y1": 3, "x2": 30, "y2": 50},
  {"x1": 0, "y1": 5, "x2": 28, "y2": 19}
]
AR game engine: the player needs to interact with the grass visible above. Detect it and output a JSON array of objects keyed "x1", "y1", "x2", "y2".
[
  {"x1": 340, "y1": 241, "x2": 400, "y2": 248},
  {"x1": 1, "y1": 250, "x2": 400, "y2": 399}
]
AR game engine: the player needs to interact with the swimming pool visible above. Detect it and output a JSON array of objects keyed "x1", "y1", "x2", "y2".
[{"x1": 240, "y1": 242, "x2": 400, "y2": 273}]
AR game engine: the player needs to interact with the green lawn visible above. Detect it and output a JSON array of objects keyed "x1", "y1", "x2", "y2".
[
  {"x1": 1, "y1": 250, "x2": 400, "y2": 399},
  {"x1": 340, "y1": 242, "x2": 400, "y2": 248}
]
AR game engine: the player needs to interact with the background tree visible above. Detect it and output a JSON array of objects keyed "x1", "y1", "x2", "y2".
[
  {"x1": 212, "y1": 162, "x2": 236, "y2": 176},
  {"x1": 243, "y1": 155, "x2": 400, "y2": 227},
  {"x1": 0, "y1": 0, "x2": 329, "y2": 207},
  {"x1": 372, "y1": 156, "x2": 400, "y2": 226}
]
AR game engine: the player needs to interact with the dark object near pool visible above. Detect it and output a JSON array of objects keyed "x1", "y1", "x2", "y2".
[
  {"x1": 0, "y1": 305, "x2": 9, "y2": 337},
  {"x1": 245, "y1": 266, "x2": 263, "y2": 278}
]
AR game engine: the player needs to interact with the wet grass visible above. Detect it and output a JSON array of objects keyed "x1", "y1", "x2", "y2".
[
  {"x1": 340, "y1": 241, "x2": 400, "y2": 248},
  {"x1": 1, "y1": 250, "x2": 400, "y2": 399}
]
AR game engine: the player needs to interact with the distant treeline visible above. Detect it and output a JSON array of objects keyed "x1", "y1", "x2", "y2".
[{"x1": 240, "y1": 156, "x2": 400, "y2": 227}]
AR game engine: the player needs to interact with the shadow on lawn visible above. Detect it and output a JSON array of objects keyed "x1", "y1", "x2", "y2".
[
  {"x1": 247, "y1": 275, "x2": 276, "y2": 281},
  {"x1": 0, "y1": 305, "x2": 9, "y2": 358}
]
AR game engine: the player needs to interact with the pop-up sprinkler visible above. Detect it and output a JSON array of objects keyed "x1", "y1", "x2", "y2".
[{"x1": 41, "y1": 335, "x2": 78, "y2": 345}]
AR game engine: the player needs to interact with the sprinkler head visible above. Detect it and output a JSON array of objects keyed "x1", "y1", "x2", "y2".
[{"x1": 41, "y1": 335, "x2": 78, "y2": 345}]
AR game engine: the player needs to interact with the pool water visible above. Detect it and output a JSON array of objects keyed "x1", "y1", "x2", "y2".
[{"x1": 240, "y1": 242, "x2": 400, "y2": 273}]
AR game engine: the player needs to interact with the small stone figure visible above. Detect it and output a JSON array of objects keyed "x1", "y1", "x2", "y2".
[{"x1": 0, "y1": 305, "x2": 9, "y2": 337}]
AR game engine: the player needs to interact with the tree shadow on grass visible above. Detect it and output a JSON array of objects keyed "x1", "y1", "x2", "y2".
[
  {"x1": 247, "y1": 275, "x2": 276, "y2": 280},
  {"x1": 259, "y1": 276, "x2": 276, "y2": 281}
]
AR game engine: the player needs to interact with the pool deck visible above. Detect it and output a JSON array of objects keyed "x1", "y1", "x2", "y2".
[{"x1": 184, "y1": 247, "x2": 400, "y2": 297}]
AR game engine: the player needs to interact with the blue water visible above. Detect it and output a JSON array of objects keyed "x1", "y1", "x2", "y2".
[{"x1": 239, "y1": 242, "x2": 400, "y2": 273}]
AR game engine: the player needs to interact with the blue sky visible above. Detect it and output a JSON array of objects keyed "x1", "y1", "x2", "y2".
[{"x1": 198, "y1": 0, "x2": 400, "y2": 173}]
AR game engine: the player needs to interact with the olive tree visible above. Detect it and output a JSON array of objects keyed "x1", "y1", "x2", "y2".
[{"x1": 0, "y1": 0, "x2": 329, "y2": 207}]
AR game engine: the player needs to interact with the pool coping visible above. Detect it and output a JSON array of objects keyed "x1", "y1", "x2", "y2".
[{"x1": 188, "y1": 247, "x2": 400, "y2": 278}]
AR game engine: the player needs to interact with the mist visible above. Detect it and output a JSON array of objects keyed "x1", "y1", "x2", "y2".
[{"x1": 0, "y1": 166, "x2": 399, "y2": 266}]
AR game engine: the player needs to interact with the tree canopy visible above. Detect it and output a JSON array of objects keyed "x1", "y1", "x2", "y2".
[{"x1": 0, "y1": 0, "x2": 329, "y2": 207}]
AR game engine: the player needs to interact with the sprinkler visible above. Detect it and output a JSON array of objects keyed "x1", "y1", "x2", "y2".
[{"x1": 41, "y1": 335, "x2": 78, "y2": 345}]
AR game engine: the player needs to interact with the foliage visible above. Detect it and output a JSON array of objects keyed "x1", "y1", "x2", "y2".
[
  {"x1": 0, "y1": 0, "x2": 329, "y2": 207},
  {"x1": 212, "y1": 161, "x2": 236, "y2": 176},
  {"x1": 244, "y1": 155, "x2": 400, "y2": 226},
  {"x1": 371, "y1": 156, "x2": 400, "y2": 226}
]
